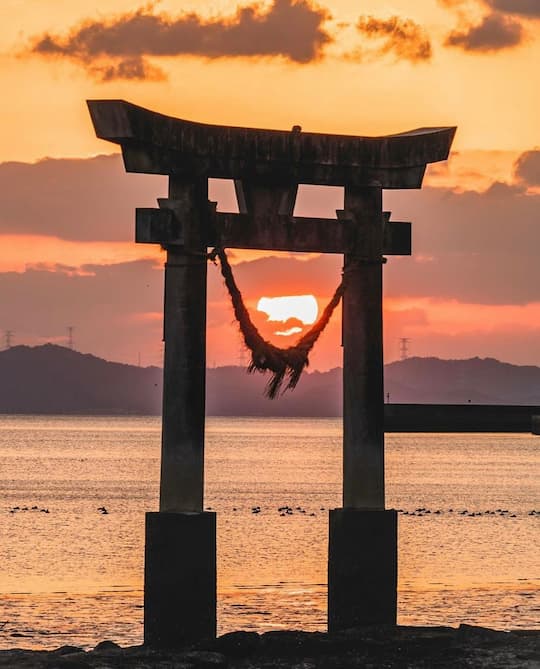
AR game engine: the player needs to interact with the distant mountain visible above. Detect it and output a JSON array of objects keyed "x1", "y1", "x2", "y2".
[
  {"x1": 0, "y1": 345, "x2": 539, "y2": 415},
  {"x1": 0, "y1": 344, "x2": 162, "y2": 415},
  {"x1": 385, "y1": 356, "x2": 540, "y2": 405}
]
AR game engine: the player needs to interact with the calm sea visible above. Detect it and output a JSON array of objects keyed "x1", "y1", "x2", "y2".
[{"x1": 0, "y1": 415, "x2": 538, "y2": 650}]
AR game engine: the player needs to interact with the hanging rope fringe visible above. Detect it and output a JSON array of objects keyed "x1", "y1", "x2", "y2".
[{"x1": 211, "y1": 248, "x2": 345, "y2": 399}]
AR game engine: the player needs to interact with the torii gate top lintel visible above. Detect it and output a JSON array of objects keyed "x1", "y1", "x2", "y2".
[{"x1": 87, "y1": 99, "x2": 455, "y2": 189}]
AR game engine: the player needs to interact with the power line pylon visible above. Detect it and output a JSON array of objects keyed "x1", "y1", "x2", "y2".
[
  {"x1": 399, "y1": 337, "x2": 411, "y2": 361},
  {"x1": 4, "y1": 330, "x2": 13, "y2": 350},
  {"x1": 67, "y1": 326, "x2": 75, "y2": 350}
]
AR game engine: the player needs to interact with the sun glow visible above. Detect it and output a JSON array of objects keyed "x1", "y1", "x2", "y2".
[
  {"x1": 275, "y1": 326, "x2": 303, "y2": 337},
  {"x1": 256, "y1": 295, "x2": 319, "y2": 336}
]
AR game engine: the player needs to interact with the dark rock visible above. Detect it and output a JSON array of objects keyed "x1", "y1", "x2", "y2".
[
  {"x1": 114, "y1": 644, "x2": 148, "y2": 656},
  {"x1": 180, "y1": 650, "x2": 227, "y2": 668},
  {"x1": 0, "y1": 651, "x2": 41, "y2": 669},
  {"x1": 457, "y1": 624, "x2": 509, "y2": 640},
  {"x1": 50, "y1": 646, "x2": 85, "y2": 656},
  {"x1": 44, "y1": 655, "x2": 91, "y2": 669},
  {"x1": 260, "y1": 631, "x2": 329, "y2": 656},
  {"x1": 93, "y1": 640, "x2": 122, "y2": 653},
  {"x1": 213, "y1": 631, "x2": 260, "y2": 657}
]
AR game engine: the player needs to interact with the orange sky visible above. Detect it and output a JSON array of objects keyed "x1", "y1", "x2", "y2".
[{"x1": 1, "y1": 0, "x2": 539, "y2": 368}]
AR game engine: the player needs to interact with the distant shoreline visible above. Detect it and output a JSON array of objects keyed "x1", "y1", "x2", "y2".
[{"x1": 1, "y1": 404, "x2": 539, "y2": 433}]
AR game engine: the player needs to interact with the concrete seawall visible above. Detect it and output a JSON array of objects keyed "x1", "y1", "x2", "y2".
[{"x1": 384, "y1": 404, "x2": 540, "y2": 433}]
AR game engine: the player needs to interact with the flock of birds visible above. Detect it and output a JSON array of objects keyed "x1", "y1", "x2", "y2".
[
  {"x1": 212, "y1": 506, "x2": 540, "y2": 518},
  {"x1": 395, "y1": 508, "x2": 534, "y2": 518},
  {"x1": 7, "y1": 505, "x2": 539, "y2": 518},
  {"x1": 225, "y1": 505, "x2": 320, "y2": 516},
  {"x1": 8, "y1": 505, "x2": 107, "y2": 515},
  {"x1": 9, "y1": 505, "x2": 49, "y2": 514}
]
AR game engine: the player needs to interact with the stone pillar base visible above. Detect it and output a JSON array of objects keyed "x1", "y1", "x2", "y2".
[
  {"x1": 328, "y1": 508, "x2": 397, "y2": 632},
  {"x1": 144, "y1": 511, "x2": 216, "y2": 648}
]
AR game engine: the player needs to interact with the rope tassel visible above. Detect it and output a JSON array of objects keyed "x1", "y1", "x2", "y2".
[{"x1": 212, "y1": 248, "x2": 344, "y2": 399}]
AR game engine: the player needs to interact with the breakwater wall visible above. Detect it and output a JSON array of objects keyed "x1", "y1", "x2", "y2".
[{"x1": 384, "y1": 404, "x2": 540, "y2": 433}]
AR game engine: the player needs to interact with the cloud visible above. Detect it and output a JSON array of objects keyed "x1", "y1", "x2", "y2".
[
  {"x1": 29, "y1": 0, "x2": 332, "y2": 80},
  {"x1": 98, "y1": 55, "x2": 166, "y2": 82},
  {"x1": 439, "y1": 0, "x2": 540, "y2": 17},
  {"x1": 514, "y1": 150, "x2": 540, "y2": 186},
  {"x1": 356, "y1": 16, "x2": 432, "y2": 62},
  {"x1": 486, "y1": 1, "x2": 540, "y2": 17},
  {"x1": 439, "y1": 0, "x2": 538, "y2": 53},
  {"x1": 0, "y1": 155, "x2": 166, "y2": 241},
  {"x1": 384, "y1": 183, "x2": 540, "y2": 305},
  {"x1": 445, "y1": 12, "x2": 523, "y2": 51}
]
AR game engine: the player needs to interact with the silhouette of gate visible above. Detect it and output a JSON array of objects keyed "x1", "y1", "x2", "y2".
[{"x1": 88, "y1": 100, "x2": 455, "y2": 647}]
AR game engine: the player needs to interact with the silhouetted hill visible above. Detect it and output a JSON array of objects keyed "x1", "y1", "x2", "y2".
[
  {"x1": 207, "y1": 366, "x2": 342, "y2": 417},
  {"x1": 0, "y1": 346, "x2": 539, "y2": 415},
  {"x1": 0, "y1": 344, "x2": 162, "y2": 414},
  {"x1": 385, "y1": 356, "x2": 540, "y2": 405}
]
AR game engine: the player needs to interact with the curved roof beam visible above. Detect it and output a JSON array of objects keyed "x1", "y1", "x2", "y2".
[{"x1": 88, "y1": 100, "x2": 456, "y2": 189}]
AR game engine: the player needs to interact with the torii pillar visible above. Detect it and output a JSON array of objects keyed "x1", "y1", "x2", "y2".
[{"x1": 88, "y1": 100, "x2": 455, "y2": 646}]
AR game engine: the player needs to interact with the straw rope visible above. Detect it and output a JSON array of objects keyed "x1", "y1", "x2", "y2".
[{"x1": 210, "y1": 248, "x2": 344, "y2": 399}]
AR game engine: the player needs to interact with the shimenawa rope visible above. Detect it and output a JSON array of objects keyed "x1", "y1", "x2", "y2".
[{"x1": 210, "y1": 248, "x2": 344, "y2": 399}]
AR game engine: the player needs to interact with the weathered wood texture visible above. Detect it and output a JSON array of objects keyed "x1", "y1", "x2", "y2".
[
  {"x1": 135, "y1": 205, "x2": 411, "y2": 255},
  {"x1": 87, "y1": 100, "x2": 455, "y2": 188},
  {"x1": 342, "y1": 187, "x2": 385, "y2": 509},
  {"x1": 159, "y1": 179, "x2": 208, "y2": 513}
]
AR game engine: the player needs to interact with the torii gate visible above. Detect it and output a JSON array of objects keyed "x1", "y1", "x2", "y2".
[{"x1": 88, "y1": 100, "x2": 455, "y2": 648}]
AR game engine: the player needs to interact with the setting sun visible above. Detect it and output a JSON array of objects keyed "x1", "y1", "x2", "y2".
[{"x1": 257, "y1": 295, "x2": 319, "y2": 336}]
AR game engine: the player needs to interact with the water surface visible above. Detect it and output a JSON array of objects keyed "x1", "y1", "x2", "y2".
[{"x1": 0, "y1": 415, "x2": 538, "y2": 649}]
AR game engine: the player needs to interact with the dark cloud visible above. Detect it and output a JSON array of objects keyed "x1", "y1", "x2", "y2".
[
  {"x1": 487, "y1": 0, "x2": 540, "y2": 17},
  {"x1": 0, "y1": 155, "x2": 166, "y2": 241},
  {"x1": 439, "y1": 0, "x2": 540, "y2": 17},
  {"x1": 30, "y1": 0, "x2": 332, "y2": 80},
  {"x1": 98, "y1": 55, "x2": 166, "y2": 82},
  {"x1": 384, "y1": 183, "x2": 540, "y2": 305},
  {"x1": 445, "y1": 12, "x2": 523, "y2": 50},
  {"x1": 482, "y1": 180, "x2": 526, "y2": 196},
  {"x1": 514, "y1": 150, "x2": 540, "y2": 186},
  {"x1": 356, "y1": 16, "x2": 432, "y2": 62}
]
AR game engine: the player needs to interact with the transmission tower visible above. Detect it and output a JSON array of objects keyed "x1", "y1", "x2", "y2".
[
  {"x1": 4, "y1": 330, "x2": 13, "y2": 350},
  {"x1": 238, "y1": 345, "x2": 247, "y2": 365},
  {"x1": 399, "y1": 337, "x2": 411, "y2": 361},
  {"x1": 67, "y1": 326, "x2": 75, "y2": 350}
]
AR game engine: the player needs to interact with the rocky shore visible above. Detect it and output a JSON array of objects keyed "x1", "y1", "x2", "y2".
[{"x1": 1, "y1": 625, "x2": 538, "y2": 668}]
